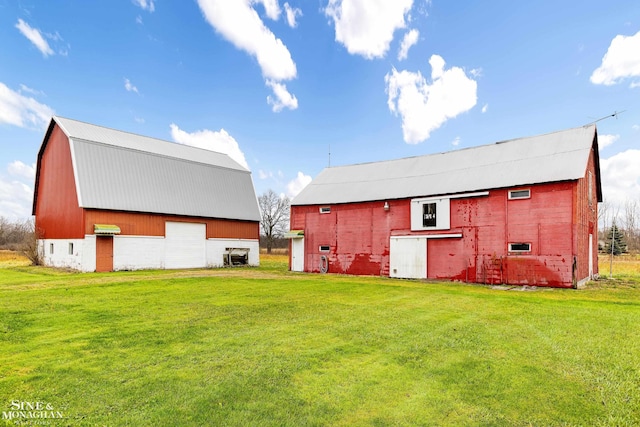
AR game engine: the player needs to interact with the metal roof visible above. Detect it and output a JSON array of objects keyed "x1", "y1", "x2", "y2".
[
  {"x1": 37, "y1": 116, "x2": 261, "y2": 222},
  {"x1": 292, "y1": 125, "x2": 600, "y2": 206}
]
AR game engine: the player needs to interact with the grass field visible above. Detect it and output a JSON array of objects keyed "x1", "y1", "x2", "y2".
[{"x1": 1, "y1": 253, "x2": 639, "y2": 426}]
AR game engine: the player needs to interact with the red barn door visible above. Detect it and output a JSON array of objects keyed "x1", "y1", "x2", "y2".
[{"x1": 96, "y1": 236, "x2": 114, "y2": 272}]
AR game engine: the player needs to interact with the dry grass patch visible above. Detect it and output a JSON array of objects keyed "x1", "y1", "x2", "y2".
[{"x1": 0, "y1": 250, "x2": 31, "y2": 268}]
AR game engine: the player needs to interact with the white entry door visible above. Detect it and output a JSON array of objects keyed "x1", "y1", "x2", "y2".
[
  {"x1": 589, "y1": 233, "x2": 594, "y2": 278},
  {"x1": 389, "y1": 236, "x2": 427, "y2": 279},
  {"x1": 291, "y1": 238, "x2": 305, "y2": 272},
  {"x1": 165, "y1": 222, "x2": 206, "y2": 269}
]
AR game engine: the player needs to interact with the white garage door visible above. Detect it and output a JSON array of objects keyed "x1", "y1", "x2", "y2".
[
  {"x1": 165, "y1": 222, "x2": 206, "y2": 269},
  {"x1": 389, "y1": 236, "x2": 427, "y2": 279}
]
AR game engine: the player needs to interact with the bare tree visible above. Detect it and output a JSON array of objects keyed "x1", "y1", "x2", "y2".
[
  {"x1": 258, "y1": 190, "x2": 290, "y2": 254},
  {"x1": 21, "y1": 218, "x2": 43, "y2": 265},
  {"x1": 623, "y1": 199, "x2": 639, "y2": 252}
]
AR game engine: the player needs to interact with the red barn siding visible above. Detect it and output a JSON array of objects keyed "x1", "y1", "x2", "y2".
[
  {"x1": 84, "y1": 210, "x2": 259, "y2": 239},
  {"x1": 291, "y1": 180, "x2": 589, "y2": 287},
  {"x1": 33, "y1": 125, "x2": 85, "y2": 239}
]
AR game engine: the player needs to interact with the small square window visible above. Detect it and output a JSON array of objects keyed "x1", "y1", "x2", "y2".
[
  {"x1": 49, "y1": 243, "x2": 54, "y2": 254},
  {"x1": 319, "y1": 245, "x2": 330, "y2": 252},
  {"x1": 422, "y1": 203, "x2": 437, "y2": 227},
  {"x1": 509, "y1": 189, "x2": 530, "y2": 200},
  {"x1": 509, "y1": 243, "x2": 531, "y2": 252},
  {"x1": 319, "y1": 206, "x2": 331, "y2": 214},
  {"x1": 68, "y1": 242, "x2": 74, "y2": 255}
]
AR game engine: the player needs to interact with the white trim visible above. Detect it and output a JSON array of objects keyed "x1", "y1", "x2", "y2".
[
  {"x1": 448, "y1": 191, "x2": 490, "y2": 199},
  {"x1": 412, "y1": 191, "x2": 489, "y2": 203},
  {"x1": 392, "y1": 233, "x2": 462, "y2": 240}
]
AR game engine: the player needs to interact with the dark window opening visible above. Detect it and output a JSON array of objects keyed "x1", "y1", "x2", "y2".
[
  {"x1": 509, "y1": 243, "x2": 531, "y2": 252},
  {"x1": 319, "y1": 245, "x2": 330, "y2": 252},
  {"x1": 320, "y1": 206, "x2": 331, "y2": 214},
  {"x1": 509, "y1": 189, "x2": 530, "y2": 200},
  {"x1": 422, "y1": 203, "x2": 437, "y2": 227},
  {"x1": 223, "y1": 248, "x2": 249, "y2": 266}
]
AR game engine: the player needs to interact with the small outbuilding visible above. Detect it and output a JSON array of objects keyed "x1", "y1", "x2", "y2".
[
  {"x1": 33, "y1": 116, "x2": 261, "y2": 272},
  {"x1": 289, "y1": 125, "x2": 601, "y2": 288}
]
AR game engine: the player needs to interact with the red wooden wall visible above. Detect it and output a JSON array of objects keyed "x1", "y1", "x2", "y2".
[
  {"x1": 290, "y1": 177, "x2": 596, "y2": 287},
  {"x1": 33, "y1": 124, "x2": 85, "y2": 239},
  {"x1": 84, "y1": 210, "x2": 259, "y2": 239}
]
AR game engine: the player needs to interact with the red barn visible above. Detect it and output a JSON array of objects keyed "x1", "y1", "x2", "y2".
[
  {"x1": 33, "y1": 116, "x2": 261, "y2": 272},
  {"x1": 289, "y1": 125, "x2": 601, "y2": 288}
]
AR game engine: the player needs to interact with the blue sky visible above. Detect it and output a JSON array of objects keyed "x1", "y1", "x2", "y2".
[{"x1": 1, "y1": 0, "x2": 639, "y2": 221}]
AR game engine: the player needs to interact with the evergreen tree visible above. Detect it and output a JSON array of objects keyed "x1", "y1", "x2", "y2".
[{"x1": 605, "y1": 223, "x2": 627, "y2": 255}]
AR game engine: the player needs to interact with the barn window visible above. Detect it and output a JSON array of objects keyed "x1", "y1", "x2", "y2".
[
  {"x1": 319, "y1": 206, "x2": 331, "y2": 214},
  {"x1": 223, "y1": 248, "x2": 249, "y2": 266},
  {"x1": 49, "y1": 243, "x2": 54, "y2": 254},
  {"x1": 319, "y1": 245, "x2": 330, "y2": 252},
  {"x1": 68, "y1": 243, "x2": 74, "y2": 255},
  {"x1": 422, "y1": 203, "x2": 437, "y2": 227},
  {"x1": 508, "y1": 243, "x2": 531, "y2": 252},
  {"x1": 508, "y1": 189, "x2": 530, "y2": 200}
]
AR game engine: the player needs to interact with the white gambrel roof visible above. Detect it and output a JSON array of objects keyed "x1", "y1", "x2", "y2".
[
  {"x1": 293, "y1": 125, "x2": 600, "y2": 206},
  {"x1": 35, "y1": 116, "x2": 261, "y2": 222}
]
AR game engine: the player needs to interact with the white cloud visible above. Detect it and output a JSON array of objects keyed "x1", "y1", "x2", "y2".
[
  {"x1": 385, "y1": 55, "x2": 478, "y2": 144},
  {"x1": 0, "y1": 179, "x2": 33, "y2": 219},
  {"x1": 15, "y1": 19, "x2": 54, "y2": 57},
  {"x1": 258, "y1": 170, "x2": 271, "y2": 179},
  {"x1": 133, "y1": 0, "x2": 155, "y2": 12},
  {"x1": 630, "y1": 81, "x2": 640, "y2": 88},
  {"x1": 169, "y1": 123, "x2": 249, "y2": 170},
  {"x1": 633, "y1": 124, "x2": 640, "y2": 131},
  {"x1": 197, "y1": 0, "x2": 299, "y2": 111},
  {"x1": 136, "y1": 15, "x2": 144, "y2": 25},
  {"x1": 600, "y1": 149, "x2": 640, "y2": 206},
  {"x1": 266, "y1": 80, "x2": 298, "y2": 112},
  {"x1": 124, "y1": 78, "x2": 139, "y2": 93},
  {"x1": 0, "y1": 82, "x2": 54, "y2": 129},
  {"x1": 598, "y1": 134, "x2": 619, "y2": 149},
  {"x1": 257, "y1": 0, "x2": 281, "y2": 20},
  {"x1": 469, "y1": 68, "x2": 483, "y2": 78},
  {"x1": 284, "y1": 3, "x2": 302, "y2": 28},
  {"x1": 398, "y1": 29, "x2": 419, "y2": 61},
  {"x1": 590, "y1": 30, "x2": 640, "y2": 85},
  {"x1": 286, "y1": 171, "x2": 312, "y2": 198},
  {"x1": 325, "y1": 0, "x2": 414, "y2": 59},
  {"x1": 8, "y1": 161, "x2": 36, "y2": 181},
  {"x1": 19, "y1": 84, "x2": 44, "y2": 96},
  {"x1": 481, "y1": 103, "x2": 488, "y2": 113},
  {"x1": 451, "y1": 136, "x2": 460, "y2": 147},
  {"x1": 197, "y1": 0, "x2": 296, "y2": 81},
  {"x1": 0, "y1": 161, "x2": 35, "y2": 219}
]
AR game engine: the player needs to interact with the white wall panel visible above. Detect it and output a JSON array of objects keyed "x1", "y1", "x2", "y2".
[
  {"x1": 165, "y1": 222, "x2": 206, "y2": 269},
  {"x1": 113, "y1": 236, "x2": 164, "y2": 271},
  {"x1": 40, "y1": 238, "x2": 89, "y2": 271},
  {"x1": 389, "y1": 236, "x2": 427, "y2": 279}
]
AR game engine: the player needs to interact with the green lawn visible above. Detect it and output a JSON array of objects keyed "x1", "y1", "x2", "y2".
[{"x1": 1, "y1": 255, "x2": 639, "y2": 426}]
